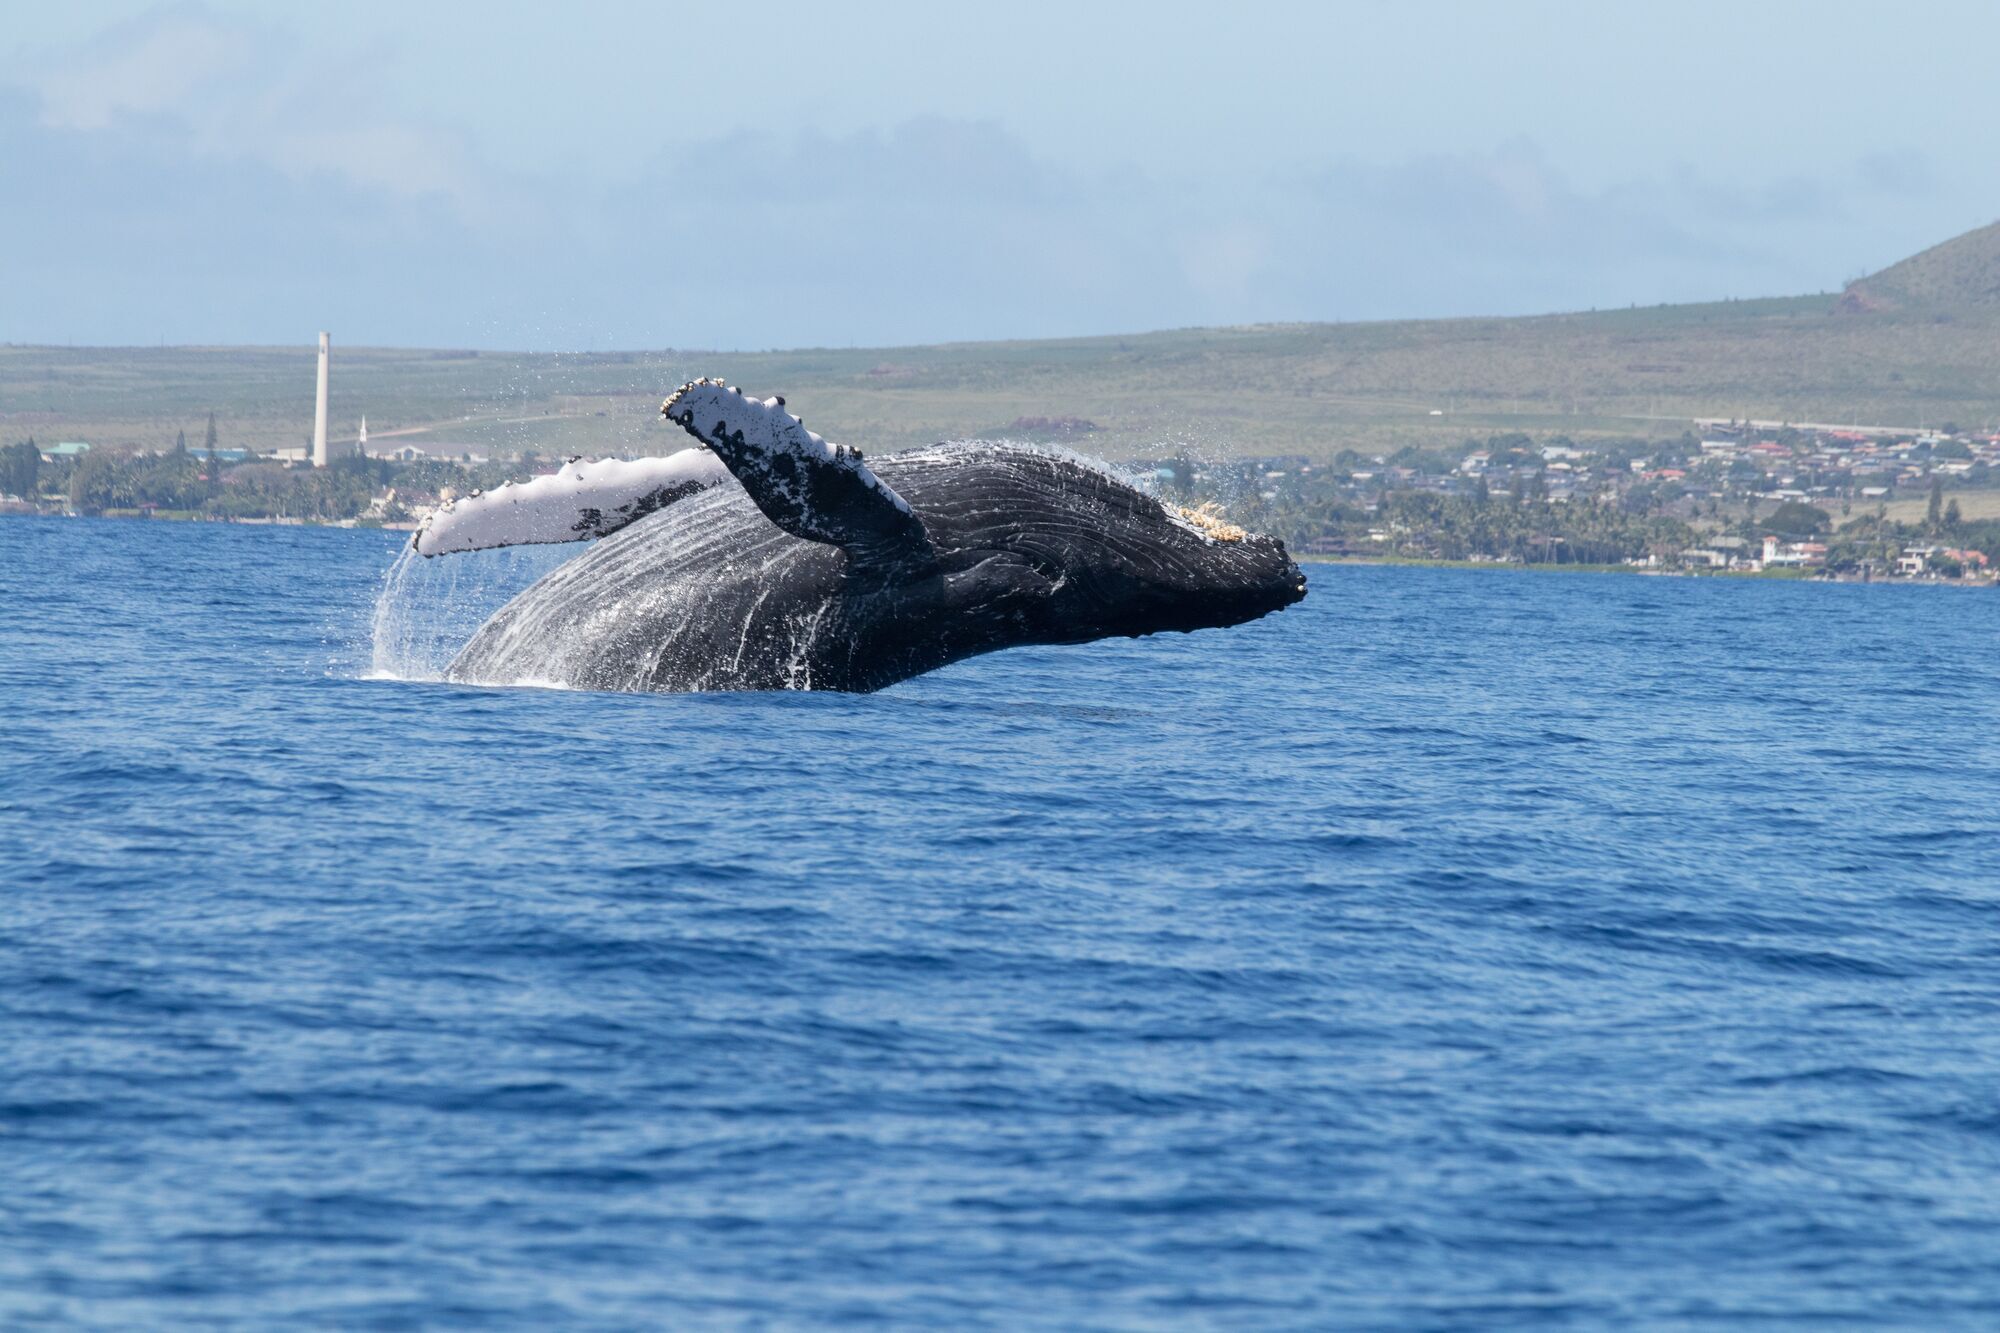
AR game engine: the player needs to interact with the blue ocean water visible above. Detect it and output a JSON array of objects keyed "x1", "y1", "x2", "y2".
[{"x1": 5, "y1": 515, "x2": 2000, "y2": 1329}]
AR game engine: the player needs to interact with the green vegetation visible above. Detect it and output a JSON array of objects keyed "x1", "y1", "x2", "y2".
[
  {"x1": 0, "y1": 439, "x2": 37, "y2": 499},
  {"x1": 15, "y1": 440, "x2": 539, "y2": 524},
  {"x1": 6, "y1": 222, "x2": 2000, "y2": 463},
  {"x1": 1762, "y1": 500, "x2": 1831, "y2": 536},
  {"x1": 5, "y1": 295, "x2": 1994, "y2": 463},
  {"x1": 1841, "y1": 221, "x2": 2000, "y2": 314},
  {"x1": 1295, "y1": 489, "x2": 1693, "y2": 565}
]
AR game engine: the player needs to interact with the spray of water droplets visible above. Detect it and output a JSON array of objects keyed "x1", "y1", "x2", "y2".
[{"x1": 367, "y1": 542, "x2": 576, "y2": 682}]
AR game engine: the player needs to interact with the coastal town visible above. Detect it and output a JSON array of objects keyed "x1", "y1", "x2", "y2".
[
  {"x1": 6, "y1": 413, "x2": 1999, "y2": 584},
  {"x1": 1168, "y1": 418, "x2": 2000, "y2": 581}
]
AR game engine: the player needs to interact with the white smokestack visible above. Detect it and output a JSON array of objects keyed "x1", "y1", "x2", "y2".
[{"x1": 312, "y1": 332, "x2": 330, "y2": 467}]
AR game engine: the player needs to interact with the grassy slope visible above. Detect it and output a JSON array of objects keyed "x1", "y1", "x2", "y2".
[
  {"x1": 1879, "y1": 490, "x2": 2000, "y2": 525},
  {"x1": 7, "y1": 228, "x2": 2000, "y2": 461},
  {"x1": 1846, "y1": 220, "x2": 2000, "y2": 312}
]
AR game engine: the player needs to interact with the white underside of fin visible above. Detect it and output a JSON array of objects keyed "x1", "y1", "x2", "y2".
[{"x1": 412, "y1": 450, "x2": 730, "y2": 557}]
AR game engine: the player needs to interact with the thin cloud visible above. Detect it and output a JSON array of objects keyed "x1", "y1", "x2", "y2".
[
  {"x1": 0, "y1": 8, "x2": 1972, "y2": 347},
  {"x1": 29, "y1": 5, "x2": 256, "y2": 131},
  {"x1": 9, "y1": 3, "x2": 505, "y2": 222}
]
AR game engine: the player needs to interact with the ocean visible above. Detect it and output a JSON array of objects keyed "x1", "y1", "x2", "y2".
[{"x1": 4, "y1": 515, "x2": 2000, "y2": 1328}]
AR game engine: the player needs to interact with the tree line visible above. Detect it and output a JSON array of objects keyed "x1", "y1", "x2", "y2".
[{"x1": 5, "y1": 423, "x2": 537, "y2": 522}]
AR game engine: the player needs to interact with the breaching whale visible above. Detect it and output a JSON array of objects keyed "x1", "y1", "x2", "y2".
[{"x1": 414, "y1": 381, "x2": 1306, "y2": 692}]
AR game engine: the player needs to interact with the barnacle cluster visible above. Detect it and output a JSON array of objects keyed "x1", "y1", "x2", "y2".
[{"x1": 1174, "y1": 501, "x2": 1246, "y2": 542}]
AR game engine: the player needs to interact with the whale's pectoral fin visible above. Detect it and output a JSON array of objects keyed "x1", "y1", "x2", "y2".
[
  {"x1": 662, "y1": 380, "x2": 930, "y2": 567},
  {"x1": 412, "y1": 450, "x2": 730, "y2": 557}
]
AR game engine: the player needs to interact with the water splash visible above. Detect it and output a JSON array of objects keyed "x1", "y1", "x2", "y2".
[{"x1": 367, "y1": 541, "x2": 575, "y2": 682}]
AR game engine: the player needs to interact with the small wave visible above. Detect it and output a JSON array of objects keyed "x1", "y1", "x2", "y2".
[{"x1": 1732, "y1": 1065, "x2": 1923, "y2": 1089}]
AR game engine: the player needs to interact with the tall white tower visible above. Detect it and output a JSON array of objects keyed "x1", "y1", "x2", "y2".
[{"x1": 311, "y1": 332, "x2": 331, "y2": 467}]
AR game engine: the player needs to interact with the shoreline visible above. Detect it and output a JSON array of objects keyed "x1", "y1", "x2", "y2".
[
  {"x1": 0, "y1": 506, "x2": 418, "y2": 532},
  {"x1": 1300, "y1": 553, "x2": 1993, "y2": 587},
  {"x1": 6, "y1": 509, "x2": 1991, "y2": 588}
]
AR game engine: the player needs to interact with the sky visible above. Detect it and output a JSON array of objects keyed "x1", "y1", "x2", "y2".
[{"x1": 3, "y1": 1, "x2": 1997, "y2": 350}]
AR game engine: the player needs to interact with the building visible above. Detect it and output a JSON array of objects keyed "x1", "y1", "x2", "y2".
[
  {"x1": 1683, "y1": 536, "x2": 1749, "y2": 569},
  {"x1": 1761, "y1": 536, "x2": 1827, "y2": 568},
  {"x1": 367, "y1": 439, "x2": 489, "y2": 465},
  {"x1": 311, "y1": 332, "x2": 331, "y2": 467}
]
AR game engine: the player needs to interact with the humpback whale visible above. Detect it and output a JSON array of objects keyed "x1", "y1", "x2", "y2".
[{"x1": 416, "y1": 381, "x2": 1305, "y2": 693}]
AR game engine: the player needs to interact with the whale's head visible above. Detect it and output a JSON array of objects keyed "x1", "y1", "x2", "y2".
[
  {"x1": 900, "y1": 444, "x2": 1307, "y2": 646},
  {"x1": 1044, "y1": 500, "x2": 1309, "y2": 643}
]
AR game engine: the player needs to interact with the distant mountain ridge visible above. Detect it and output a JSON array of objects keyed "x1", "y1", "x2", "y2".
[
  {"x1": 1840, "y1": 220, "x2": 2000, "y2": 313},
  {"x1": 8, "y1": 223, "x2": 2000, "y2": 458}
]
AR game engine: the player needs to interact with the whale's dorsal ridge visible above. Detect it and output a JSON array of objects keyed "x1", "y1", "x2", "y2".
[{"x1": 662, "y1": 380, "x2": 930, "y2": 567}]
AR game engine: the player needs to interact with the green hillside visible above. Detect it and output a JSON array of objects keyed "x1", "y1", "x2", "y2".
[
  {"x1": 6, "y1": 224, "x2": 2000, "y2": 461},
  {"x1": 1840, "y1": 220, "x2": 2000, "y2": 313}
]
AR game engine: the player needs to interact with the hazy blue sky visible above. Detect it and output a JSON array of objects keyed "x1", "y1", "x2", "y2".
[{"x1": 4, "y1": 1, "x2": 1996, "y2": 349}]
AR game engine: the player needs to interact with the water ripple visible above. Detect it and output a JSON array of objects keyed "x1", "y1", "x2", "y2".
[{"x1": 3, "y1": 518, "x2": 2000, "y2": 1327}]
